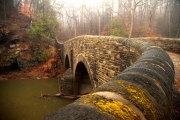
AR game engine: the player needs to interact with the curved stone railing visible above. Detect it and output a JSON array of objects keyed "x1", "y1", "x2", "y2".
[{"x1": 45, "y1": 36, "x2": 174, "y2": 120}]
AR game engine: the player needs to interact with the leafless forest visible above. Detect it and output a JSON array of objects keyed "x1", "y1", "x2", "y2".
[{"x1": 1, "y1": 0, "x2": 180, "y2": 40}]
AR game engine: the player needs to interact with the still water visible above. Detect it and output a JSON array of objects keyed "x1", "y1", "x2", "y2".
[{"x1": 0, "y1": 78, "x2": 74, "y2": 120}]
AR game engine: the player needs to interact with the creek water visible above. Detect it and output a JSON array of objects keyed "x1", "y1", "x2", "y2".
[{"x1": 0, "y1": 78, "x2": 74, "y2": 120}]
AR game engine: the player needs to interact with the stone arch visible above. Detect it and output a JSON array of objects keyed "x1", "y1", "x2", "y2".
[
  {"x1": 64, "y1": 54, "x2": 70, "y2": 71},
  {"x1": 74, "y1": 55, "x2": 94, "y2": 95}
]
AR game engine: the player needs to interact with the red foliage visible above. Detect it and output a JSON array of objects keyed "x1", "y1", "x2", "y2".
[
  {"x1": 133, "y1": 24, "x2": 162, "y2": 37},
  {"x1": 101, "y1": 25, "x2": 108, "y2": 36},
  {"x1": 18, "y1": 0, "x2": 30, "y2": 17}
]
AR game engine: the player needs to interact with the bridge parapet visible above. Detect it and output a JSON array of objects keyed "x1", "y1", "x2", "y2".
[
  {"x1": 63, "y1": 36, "x2": 142, "y2": 88},
  {"x1": 47, "y1": 36, "x2": 175, "y2": 120},
  {"x1": 136, "y1": 37, "x2": 180, "y2": 53}
]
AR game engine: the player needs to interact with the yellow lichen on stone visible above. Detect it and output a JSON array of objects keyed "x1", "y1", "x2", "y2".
[
  {"x1": 86, "y1": 93, "x2": 95, "y2": 96},
  {"x1": 117, "y1": 80, "x2": 159, "y2": 120},
  {"x1": 94, "y1": 100, "x2": 140, "y2": 120},
  {"x1": 83, "y1": 95, "x2": 140, "y2": 120},
  {"x1": 84, "y1": 100, "x2": 90, "y2": 103}
]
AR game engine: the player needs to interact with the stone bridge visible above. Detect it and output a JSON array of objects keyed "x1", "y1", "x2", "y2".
[
  {"x1": 45, "y1": 36, "x2": 180, "y2": 120},
  {"x1": 62, "y1": 36, "x2": 141, "y2": 95}
]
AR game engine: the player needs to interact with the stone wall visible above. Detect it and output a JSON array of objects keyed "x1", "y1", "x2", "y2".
[
  {"x1": 45, "y1": 36, "x2": 174, "y2": 120},
  {"x1": 136, "y1": 37, "x2": 180, "y2": 53}
]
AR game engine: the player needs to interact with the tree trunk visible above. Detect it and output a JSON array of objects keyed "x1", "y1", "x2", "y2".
[
  {"x1": 168, "y1": 6, "x2": 171, "y2": 37},
  {"x1": 98, "y1": 15, "x2": 101, "y2": 35},
  {"x1": 3, "y1": 0, "x2": 6, "y2": 24},
  {"x1": 43, "y1": 0, "x2": 44, "y2": 16},
  {"x1": 74, "y1": 21, "x2": 77, "y2": 37},
  {"x1": 129, "y1": 9, "x2": 134, "y2": 38},
  {"x1": 16, "y1": 0, "x2": 21, "y2": 8},
  {"x1": 176, "y1": 14, "x2": 180, "y2": 38},
  {"x1": 97, "y1": 5, "x2": 101, "y2": 35},
  {"x1": 149, "y1": 0, "x2": 158, "y2": 30},
  {"x1": 110, "y1": 1, "x2": 114, "y2": 34}
]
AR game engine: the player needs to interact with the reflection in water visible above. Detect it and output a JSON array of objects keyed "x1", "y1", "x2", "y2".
[{"x1": 0, "y1": 78, "x2": 74, "y2": 120}]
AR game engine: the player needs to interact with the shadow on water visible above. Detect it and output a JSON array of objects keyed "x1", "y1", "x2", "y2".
[{"x1": 0, "y1": 78, "x2": 74, "y2": 120}]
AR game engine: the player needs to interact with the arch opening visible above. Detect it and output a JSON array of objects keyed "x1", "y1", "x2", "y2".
[
  {"x1": 65, "y1": 55, "x2": 70, "y2": 71},
  {"x1": 74, "y1": 62, "x2": 93, "y2": 95},
  {"x1": 71, "y1": 50, "x2": 73, "y2": 70}
]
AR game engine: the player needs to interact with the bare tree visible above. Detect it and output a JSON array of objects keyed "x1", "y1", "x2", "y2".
[
  {"x1": 97, "y1": 2, "x2": 101, "y2": 35},
  {"x1": 43, "y1": 0, "x2": 180, "y2": 39},
  {"x1": 128, "y1": 0, "x2": 149, "y2": 38},
  {"x1": 3, "y1": 0, "x2": 6, "y2": 24},
  {"x1": 176, "y1": 14, "x2": 180, "y2": 38}
]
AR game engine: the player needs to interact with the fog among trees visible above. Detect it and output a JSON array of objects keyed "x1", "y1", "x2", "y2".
[
  {"x1": 2, "y1": 0, "x2": 180, "y2": 41},
  {"x1": 54, "y1": 0, "x2": 180, "y2": 39}
]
